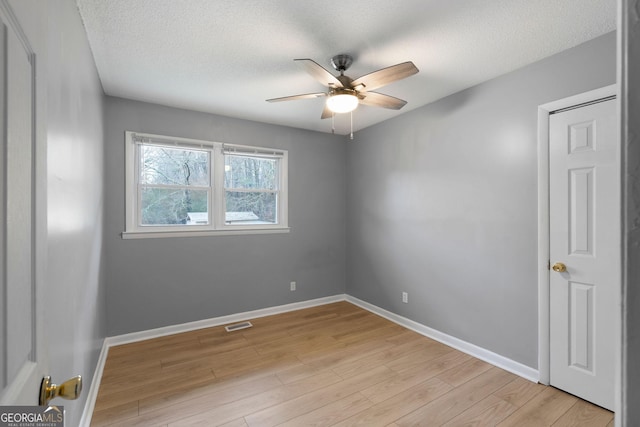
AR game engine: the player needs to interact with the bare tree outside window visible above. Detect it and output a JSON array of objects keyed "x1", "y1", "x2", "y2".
[
  {"x1": 224, "y1": 155, "x2": 278, "y2": 224},
  {"x1": 139, "y1": 145, "x2": 210, "y2": 225}
]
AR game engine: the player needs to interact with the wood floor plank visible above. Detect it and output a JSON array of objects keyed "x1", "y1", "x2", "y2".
[
  {"x1": 99, "y1": 357, "x2": 161, "y2": 379},
  {"x1": 90, "y1": 401, "x2": 138, "y2": 427},
  {"x1": 90, "y1": 302, "x2": 614, "y2": 426},
  {"x1": 394, "y1": 348, "x2": 472, "y2": 376},
  {"x1": 496, "y1": 386, "x2": 578, "y2": 427},
  {"x1": 330, "y1": 335, "x2": 438, "y2": 379},
  {"x1": 218, "y1": 419, "x2": 249, "y2": 427},
  {"x1": 232, "y1": 327, "x2": 291, "y2": 347},
  {"x1": 106, "y1": 335, "x2": 201, "y2": 364},
  {"x1": 384, "y1": 340, "x2": 456, "y2": 373},
  {"x1": 276, "y1": 392, "x2": 374, "y2": 427},
  {"x1": 253, "y1": 331, "x2": 339, "y2": 356},
  {"x1": 394, "y1": 367, "x2": 517, "y2": 426},
  {"x1": 441, "y1": 394, "x2": 518, "y2": 426},
  {"x1": 436, "y1": 357, "x2": 494, "y2": 387},
  {"x1": 99, "y1": 363, "x2": 213, "y2": 395},
  {"x1": 384, "y1": 328, "x2": 428, "y2": 345},
  {"x1": 195, "y1": 332, "x2": 252, "y2": 354},
  {"x1": 274, "y1": 360, "x2": 326, "y2": 384},
  {"x1": 93, "y1": 368, "x2": 216, "y2": 413},
  {"x1": 212, "y1": 352, "x2": 299, "y2": 379},
  {"x1": 138, "y1": 373, "x2": 283, "y2": 416},
  {"x1": 165, "y1": 370, "x2": 344, "y2": 426},
  {"x1": 551, "y1": 399, "x2": 614, "y2": 426},
  {"x1": 131, "y1": 370, "x2": 341, "y2": 426},
  {"x1": 296, "y1": 334, "x2": 398, "y2": 371},
  {"x1": 493, "y1": 376, "x2": 547, "y2": 408},
  {"x1": 361, "y1": 350, "x2": 472, "y2": 404},
  {"x1": 243, "y1": 365, "x2": 396, "y2": 426},
  {"x1": 331, "y1": 320, "x2": 404, "y2": 343},
  {"x1": 332, "y1": 377, "x2": 453, "y2": 426}
]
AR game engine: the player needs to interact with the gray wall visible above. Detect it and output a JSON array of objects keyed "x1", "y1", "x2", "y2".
[
  {"x1": 346, "y1": 32, "x2": 616, "y2": 369},
  {"x1": 11, "y1": 0, "x2": 107, "y2": 425},
  {"x1": 104, "y1": 98, "x2": 347, "y2": 336}
]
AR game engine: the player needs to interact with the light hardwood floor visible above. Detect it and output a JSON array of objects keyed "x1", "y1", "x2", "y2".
[{"x1": 90, "y1": 302, "x2": 613, "y2": 426}]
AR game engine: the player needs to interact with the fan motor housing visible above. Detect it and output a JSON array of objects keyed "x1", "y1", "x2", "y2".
[{"x1": 331, "y1": 54, "x2": 353, "y2": 73}]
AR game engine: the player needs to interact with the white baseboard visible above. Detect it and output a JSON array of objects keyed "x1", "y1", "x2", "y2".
[
  {"x1": 346, "y1": 295, "x2": 539, "y2": 383},
  {"x1": 80, "y1": 293, "x2": 539, "y2": 426},
  {"x1": 105, "y1": 294, "x2": 347, "y2": 347},
  {"x1": 78, "y1": 341, "x2": 110, "y2": 427}
]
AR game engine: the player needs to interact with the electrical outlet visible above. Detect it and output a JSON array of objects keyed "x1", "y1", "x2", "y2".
[
  {"x1": 402, "y1": 292, "x2": 408, "y2": 303},
  {"x1": 290, "y1": 281, "x2": 296, "y2": 291}
]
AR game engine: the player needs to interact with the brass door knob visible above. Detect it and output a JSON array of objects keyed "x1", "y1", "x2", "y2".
[
  {"x1": 552, "y1": 262, "x2": 567, "y2": 273},
  {"x1": 39, "y1": 375, "x2": 82, "y2": 406}
]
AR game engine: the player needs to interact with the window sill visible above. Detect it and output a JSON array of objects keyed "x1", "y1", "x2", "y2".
[{"x1": 122, "y1": 227, "x2": 290, "y2": 239}]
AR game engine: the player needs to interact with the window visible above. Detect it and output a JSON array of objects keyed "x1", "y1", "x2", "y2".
[{"x1": 124, "y1": 131, "x2": 288, "y2": 238}]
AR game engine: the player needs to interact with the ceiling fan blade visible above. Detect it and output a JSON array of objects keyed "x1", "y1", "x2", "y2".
[
  {"x1": 294, "y1": 59, "x2": 343, "y2": 88},
  {"x1": 321, "y1": 103, "x2": 333, "y2": 119},
  {"x1": 359, "y1": 91, "x2": 408, "y2": 110},
  {"x1": 351, "y1": 61, "x2": 418, "y2": 92},
  {"x1": 266, "y1": 92, "x2": 327, "y2": 102}
]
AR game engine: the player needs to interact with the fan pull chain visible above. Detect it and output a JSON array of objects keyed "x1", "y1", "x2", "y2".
[
  {"x1": 331, "y1": 113, "x2": 335, "y2": 134},
  {"x1": 350, "y1": 111, "x2": 354, "y2": 140}
]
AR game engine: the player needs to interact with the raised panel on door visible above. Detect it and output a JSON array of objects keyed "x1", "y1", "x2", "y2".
[
  {"x1": 569, "y1": 167, "x2": 594, "y2": 256},
  {"x1": 5, "y1": 14, "x2": 33, "y2": 385},
  {"x1": 0, "y1": 0, "x2": 39, "y2": 404},
  {"x1": 549, "y1": 98, "x2": 617, "y2": 411},
  {"x1": 568, "y1": 280, "x2": 594, "y2": 373}
]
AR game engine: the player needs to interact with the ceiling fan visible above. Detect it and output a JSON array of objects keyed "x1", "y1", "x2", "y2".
[{"x1": 266, "y1": 54, "x2": 419, "y2": 119}]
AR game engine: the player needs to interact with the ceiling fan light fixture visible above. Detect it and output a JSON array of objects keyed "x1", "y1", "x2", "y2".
[{"x1": 326, "y1": 89, "x2": 359, "y2": 113}]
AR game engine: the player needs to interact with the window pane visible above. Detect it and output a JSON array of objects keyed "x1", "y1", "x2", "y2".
[
  {"x1": 224, "y1": 155, "x2": 277, "y2": 190},
  {"x1": 225, "y1": 191, "x2": 276, "y2": 224},
  {"x1": 140, "y1": 187, "x2": 208, "y2": 225},
  {"x1": 140, "y1": 145, "x2": 209, "y2": 186}
]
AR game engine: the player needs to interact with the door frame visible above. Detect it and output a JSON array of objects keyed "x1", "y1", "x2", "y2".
[{"x1": 537, "y1": 84, "x2": 619, "y2": 391}]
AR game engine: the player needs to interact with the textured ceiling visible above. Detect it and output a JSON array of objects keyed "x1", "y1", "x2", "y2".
[{"x1": 76, "y1": 0, "x2": 616, "y2": 135}]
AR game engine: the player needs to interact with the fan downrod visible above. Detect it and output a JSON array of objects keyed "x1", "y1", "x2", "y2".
[{"x1": 330, "y1": 54, "x2": 353, "y2": 74}]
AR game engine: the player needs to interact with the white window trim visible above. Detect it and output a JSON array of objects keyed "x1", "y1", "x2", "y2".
[{"x1": 123, "y1": 131, "x2": 289, "y2": 239}]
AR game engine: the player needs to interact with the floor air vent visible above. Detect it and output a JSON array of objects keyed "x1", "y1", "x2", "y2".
[{"x1": 225, "y1": 321, "x2": 253, "y2": 332}]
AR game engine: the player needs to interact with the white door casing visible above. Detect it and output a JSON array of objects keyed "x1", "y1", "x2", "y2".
[
  {"x1": 548, "y1": 97, "x2": 618, "y2": 411},
  {"x1": 0, "y1": 0, "x2": 44, "y2": 405}
]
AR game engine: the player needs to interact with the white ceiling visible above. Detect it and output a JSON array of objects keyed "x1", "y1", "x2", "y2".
[{"x1": 76, "y1": 0, "x2": 616, "y2": 135}]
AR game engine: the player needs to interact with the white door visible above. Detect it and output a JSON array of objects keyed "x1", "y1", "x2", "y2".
[
  {"x1": 0, "y1": 1, "x2": 46, "y2": 405},
  {"x1": 549, "y1": 97, "x2": 618, "y2": 410}
]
